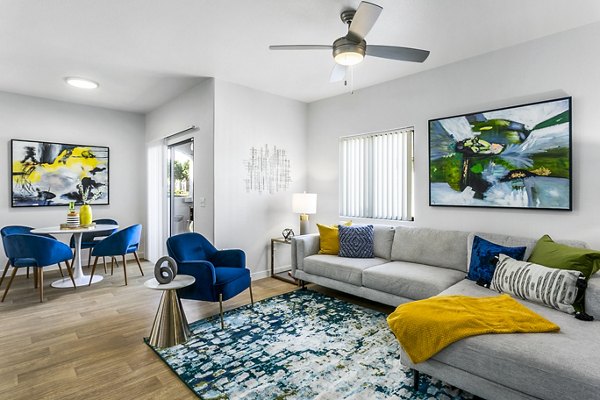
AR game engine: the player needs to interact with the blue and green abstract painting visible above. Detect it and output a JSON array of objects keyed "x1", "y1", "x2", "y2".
[{"x1": 429, "y1": 97, "x2": 571, "y2": 210}]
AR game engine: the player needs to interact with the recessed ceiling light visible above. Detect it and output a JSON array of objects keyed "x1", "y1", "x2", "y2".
[{"x1": 64, "y1": 77, "x2": 99, "y2": 89}]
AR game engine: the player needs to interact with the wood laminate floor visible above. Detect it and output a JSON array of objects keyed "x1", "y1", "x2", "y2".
[{"x1": 0, "y1": 261, "x2": 392, "y2": 399}]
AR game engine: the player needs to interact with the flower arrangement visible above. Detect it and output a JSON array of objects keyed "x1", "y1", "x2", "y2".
[{"x1": 77, "y1": 181, "x2": 102, "y2": 205}]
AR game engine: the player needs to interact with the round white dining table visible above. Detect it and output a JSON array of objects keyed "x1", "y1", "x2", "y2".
[{"x1": 31, "y1": 224, "x2": 119, "y2": 288}]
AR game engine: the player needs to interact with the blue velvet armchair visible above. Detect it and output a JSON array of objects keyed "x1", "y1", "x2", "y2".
[{"x1": 166, "y1": 232, "x2": 253, "y2": 328}]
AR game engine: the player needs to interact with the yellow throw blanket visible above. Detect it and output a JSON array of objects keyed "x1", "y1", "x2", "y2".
[{"x1": 387, "y1": 294, "x2": 560, "y2": 364}]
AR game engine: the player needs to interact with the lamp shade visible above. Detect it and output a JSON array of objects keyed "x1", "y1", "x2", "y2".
[{"x1": 292, "y1": 193, "x2": 317, "y2": 214}]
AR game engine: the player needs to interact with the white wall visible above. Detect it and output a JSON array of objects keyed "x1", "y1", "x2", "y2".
[
  {"x1": 214, "y1": 80, "x2": 307, "y2": 276},
  {"x1": 308, "y1": 22, "x2": 600, "y2": 249},
  {"x1": 0, "y1": 91, "x2": 145, "y2": 263},
  {"x1": 145, "y1": 79, "x2": 215, "y2": 243}
]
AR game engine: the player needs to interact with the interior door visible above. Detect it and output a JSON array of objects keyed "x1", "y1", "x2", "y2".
[{"x1": 168, "y1": 139, "x2": 194, "y2": 236}]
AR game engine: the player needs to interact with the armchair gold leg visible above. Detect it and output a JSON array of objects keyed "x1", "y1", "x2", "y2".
[
  {"x1": 89, "y1": 257, "x2": 99, "y2": 286},
  {"x1": 65, "y1": 260, "x2": 76, "y2": 289},
  {"x1": 38, "y1": 267, "x2": 44, "y2": 303},
  {"x1": 88, "y1": 250, "x2": 92, "y2": 269},
  {"x1": 0, "y1": 260, "x2": 10, "y2": 288},
  {"x1": 133, "y1": 251, "x2": 144, "y2": 276},
  {"x1": 1, "y1": 267, "x2": 18, "y2": 302},
  {"x1": 219, "y1": 293, "x2": 224, "y2": 329},
  {"x1": 249, "y1": 282, "x2": 254, "y2": 306},
  {"x1": 122, "y1": 255, "x2": 128, "y2": 286},
  {"x1": 57, "y1": 262, "x2": 64, "y2": 277},
  {"x1": 27, "y1": 266, "x2": 30, "y2": 279},
  {"x1": 103, "y1": 257, "x2": 107, "y2": 274}
]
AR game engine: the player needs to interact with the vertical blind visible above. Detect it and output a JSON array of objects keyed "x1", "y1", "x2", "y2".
[{"x1": 339, "y1": 128, "x2": 414, "y2": 221}]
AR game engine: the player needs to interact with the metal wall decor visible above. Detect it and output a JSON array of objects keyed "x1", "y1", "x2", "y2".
[{"x1": 244, "y1": 144, "x2": 291, "y2": 194}]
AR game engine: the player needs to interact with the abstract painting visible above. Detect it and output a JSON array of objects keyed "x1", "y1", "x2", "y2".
[
  {"x1": 11, "y1": 139, "x2": 109, "y2": 207},
  {"x1": 429, "y1": 97, "x2": 571, "y2": 210},
  {"x1": 244, "y1": 144, "x2": 291, "y2": 194}
]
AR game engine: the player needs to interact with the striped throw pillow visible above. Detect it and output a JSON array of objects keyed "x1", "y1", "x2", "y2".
[{"x1": 491, "y1": 254, "x2": 582, "y2": 314}]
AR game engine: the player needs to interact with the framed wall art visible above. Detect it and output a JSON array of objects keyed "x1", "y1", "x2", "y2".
[
  {"x1": 11, "y1": 139, "x2": 109, "y2": 207},
  {"x1": 429, "y1": 97, "x2": 571, "y2": 210}
]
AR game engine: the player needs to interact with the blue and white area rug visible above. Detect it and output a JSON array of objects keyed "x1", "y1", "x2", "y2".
[{"x1": 147, "y1": 290, "x2": 473, "y2": 399}]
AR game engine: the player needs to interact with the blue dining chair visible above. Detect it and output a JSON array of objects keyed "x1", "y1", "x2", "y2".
[
  {"x1": 88, "y1": 224, "x2": 143, "y2": 286},
  {"x1": 1, "y1": 225, "x2": 65, "y2": 287},
  {"x1": 69, "y1": 218, "x2": 118, "y2": 271},
  {"x1": 1, "y1": 234, "x2": 76, "y2": 302},
  {"x1": 166, "y1": 232, "x2": 253, "y2": 329}
]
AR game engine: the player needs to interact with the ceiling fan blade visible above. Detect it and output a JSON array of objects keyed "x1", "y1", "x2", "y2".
[
  {"x1": 330, "y1": 64, "x2": 347, "y2": 83},
  {"x1": 269, "y1": 45, "x2": 332, "y2": 51},
  {"x1": 366, "y1": 45, "x2": 430, "y2": 63},
  {"x1": 347, "y1": 2, "x2": 383, "y2": 42}
]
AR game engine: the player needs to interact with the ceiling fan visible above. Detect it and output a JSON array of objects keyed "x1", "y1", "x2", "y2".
[{"x1": 269, "y1": 1, "x2": 430, "y2": 83}]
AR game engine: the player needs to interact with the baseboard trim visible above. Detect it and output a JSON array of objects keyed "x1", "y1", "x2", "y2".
[{"x1": 251, "y1": 265, "x2": 291, "y2": 281}]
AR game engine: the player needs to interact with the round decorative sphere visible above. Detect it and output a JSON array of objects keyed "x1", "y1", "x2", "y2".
[
  {"x1": 154, "y1": 256, "x2": 178, "y2": 284},
  {"x1": 282, "y1": 228, "x2": 295, "y2": 241}
]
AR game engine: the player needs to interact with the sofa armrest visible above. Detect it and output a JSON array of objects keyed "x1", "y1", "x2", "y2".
[
  {"x1": 585, "y1": 274, "x2": 600, "y2": 318},
  {"x1": 291, "y1": 234, "x2": 320, "y2": 275}
]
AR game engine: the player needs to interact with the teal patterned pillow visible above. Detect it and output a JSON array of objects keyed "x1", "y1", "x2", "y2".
[{"x1": 338, "y1": 225, "x2": 374, "y2": 258}]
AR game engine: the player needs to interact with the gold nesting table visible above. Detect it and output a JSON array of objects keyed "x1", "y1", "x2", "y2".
[{"x1": 144, "y1": 274, "x2": 195, "y2": 348}]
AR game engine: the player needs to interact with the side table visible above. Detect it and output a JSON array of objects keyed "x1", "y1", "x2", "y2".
[
  {"x1": 271, "y1": 237, "x2": 297, "y2": 284},
  {"x1": 144, "y1": 274, "x2": 195, "y2": 348}
]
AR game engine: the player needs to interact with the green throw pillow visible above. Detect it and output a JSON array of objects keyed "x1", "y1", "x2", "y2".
[
  {"x1": 528, "y1": 234, "x2": 600, "y2": 312},
  {"x1": 528, "y1": 235, "x2": 600, "y2": 279}
]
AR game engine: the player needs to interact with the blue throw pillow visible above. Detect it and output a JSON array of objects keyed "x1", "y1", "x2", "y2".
[
  {"x1": 338, "y1": 225, "x2": 374, "y2": 258},
  {"x1": 467, "y1": 236, "x2": 527, "y2": 285}
]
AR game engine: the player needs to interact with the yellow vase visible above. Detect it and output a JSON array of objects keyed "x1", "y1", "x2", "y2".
[{"x1": 80, "y1": 204, "x2": 93, "y2": 226}]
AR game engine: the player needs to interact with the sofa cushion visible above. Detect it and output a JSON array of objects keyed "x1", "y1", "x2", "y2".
[
  {"x1": 466, "y1": 232, "x2": 588, "y2": 270},
  {"x1": 433, "y1": 279, "x2": 600, "y2": 400},
  {"x1": 585, "y1": 275, "x2": 600, "y2": 319},
  {"x1": 362, "y1": 261, "x2": 465, "y2": 300},
  {"x1": 338, "y1": 225, "x2": 374, "y2": 258},
  {"x1": 528, "y1": 234, "x2": 600, "y2": 279},
  {"x1": 373, "y1": 225, "x2": 395, "y2": 260},
  {"x1": 303, "y1": 254, "x2": 388, "y2": 286},
  {"x1": 467, "y1": 235, "x2": 526, "y2": 285},
  {"x1": 391, "y1": 227, "x2": 469, "y2": 272},
  {"x1": 316, "y1": 221, "x2": 351, "y2": 255},
  {"x1": 491, "y1": 254, "x2": 582, "y2": 314}
]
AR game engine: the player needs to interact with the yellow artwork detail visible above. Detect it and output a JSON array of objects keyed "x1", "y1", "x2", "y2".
[{"x1": 12, "y1": 146, "x2": 100, "y2": 183}]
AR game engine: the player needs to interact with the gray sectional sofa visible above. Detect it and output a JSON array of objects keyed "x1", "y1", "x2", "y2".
[{"x1": 290, "y1": 225, "x2": 600, "y2": 400}]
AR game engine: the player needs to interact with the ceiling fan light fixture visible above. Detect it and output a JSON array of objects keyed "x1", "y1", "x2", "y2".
[
  {"x1": 333, "y1": 37, "x2": 366, "y2": 66},
  {"x1": 334, "y1": 51, "x2": 364, "y2": 66}
]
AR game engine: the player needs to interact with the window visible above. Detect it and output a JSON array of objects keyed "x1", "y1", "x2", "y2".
[{"x1": 339, "y1": 127, "x2": 414, "y2": 221}]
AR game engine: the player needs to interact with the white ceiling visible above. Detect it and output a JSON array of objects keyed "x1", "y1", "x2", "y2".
[{"x1": 1, "y1": 0, "x2": 599, "y2": 113}]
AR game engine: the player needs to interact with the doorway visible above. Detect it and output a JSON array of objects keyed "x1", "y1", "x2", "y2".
[{"x1": 168, "y1": 139, "x2": 194, "y2": 236}]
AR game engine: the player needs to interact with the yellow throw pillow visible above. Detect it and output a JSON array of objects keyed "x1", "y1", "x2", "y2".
[{"x1": 317, "y1": 221, "x2": 352, "y2": 255}]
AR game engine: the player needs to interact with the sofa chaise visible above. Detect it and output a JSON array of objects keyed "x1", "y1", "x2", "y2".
[{"x1": 290, "y1": 225, "x2": 600, "y2": 400}]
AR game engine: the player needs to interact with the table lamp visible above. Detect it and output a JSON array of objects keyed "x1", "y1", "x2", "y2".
[{"x1": 292, "y1": 192, "x2": 317, "y2": 235}]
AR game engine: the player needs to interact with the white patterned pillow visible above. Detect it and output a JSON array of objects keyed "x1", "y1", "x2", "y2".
[{"x1": 491, "y1": 254, "x2": 582, "y2": 314}]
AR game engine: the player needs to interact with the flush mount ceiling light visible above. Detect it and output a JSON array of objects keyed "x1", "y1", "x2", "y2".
[{"x1": 64, "y1": 77, "x2": 99, "y2": 89}]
